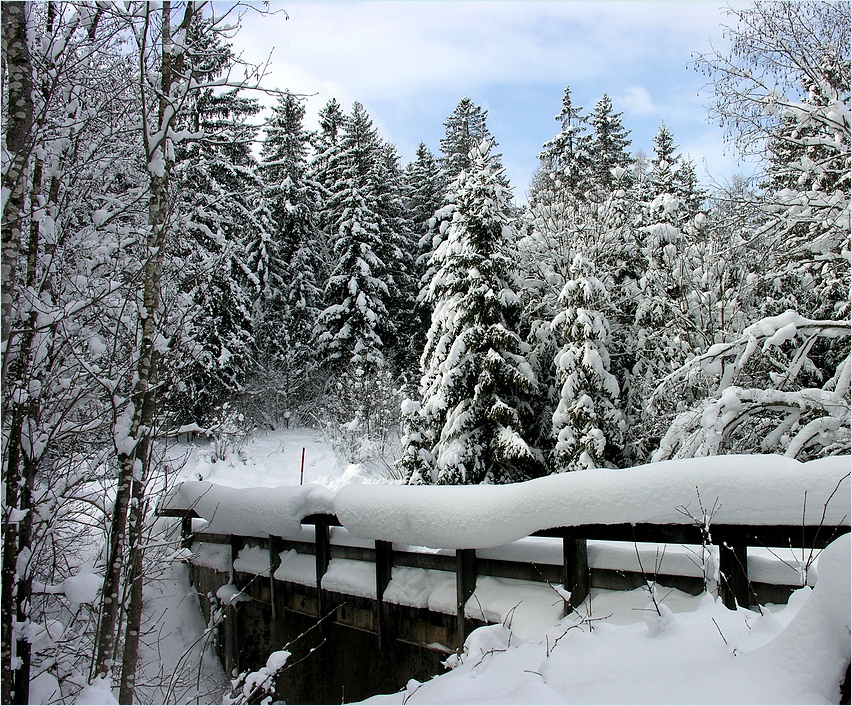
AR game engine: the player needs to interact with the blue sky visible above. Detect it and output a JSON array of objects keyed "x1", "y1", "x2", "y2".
[{"x1": 229, "y1": 0, "x2": 756, "y2": 200}]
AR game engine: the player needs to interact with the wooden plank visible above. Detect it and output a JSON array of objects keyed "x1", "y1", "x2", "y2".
[
  {"x1": 302, "y1": 513, "x2": 342, "y2": 527},
  {"x1": 456, "y1": 549, "x2": 477, "y2": 651},
  {"x1": 375, "y1": 540, "x2": 394, "y2": 651},
  {"x1": 534, "y1": 523, "x2": 850, "y2": 548}
]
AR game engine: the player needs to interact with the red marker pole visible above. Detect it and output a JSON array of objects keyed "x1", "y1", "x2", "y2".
[{"x1": 300, "y1": 447, "x2": 306, "y2": 485}]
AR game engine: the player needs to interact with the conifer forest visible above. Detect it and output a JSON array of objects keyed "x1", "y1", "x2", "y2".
[{"x1": 1, "y1": 1, "x2": 849, "y2": 703}]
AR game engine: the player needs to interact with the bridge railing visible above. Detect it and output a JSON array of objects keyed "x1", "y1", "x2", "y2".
[{"x1": 159, "y1": 505, "x2": 849, "y2": 651}]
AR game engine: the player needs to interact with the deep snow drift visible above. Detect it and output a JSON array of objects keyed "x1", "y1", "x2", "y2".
[
  {"x1": 362, "y1": 534, "x2": 851, "y2": 705},
  {"x1": 152, "y1": 431, "x2": 850, "y2": 705}
]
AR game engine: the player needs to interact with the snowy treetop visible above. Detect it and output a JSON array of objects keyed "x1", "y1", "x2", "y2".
[{"x1": 163, "y1": 455, "x2": 850, "y2": 549}]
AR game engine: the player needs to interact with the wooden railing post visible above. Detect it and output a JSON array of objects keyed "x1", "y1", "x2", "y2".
[
  {"x1": 562, "y1": 534, "x2": 589, "y2": 612},
  {"x1": 375, "y1": 540, "x2": 394, "y2": 650},
  {"x1": 180, "y1": 512, "x2": 195, "y2": 550},
  {"x1": 269, "y1": 535, "x2": 283, "y2": 645},
  {"x1": 718, "y1": 542, "x2": 751, "y2": 609},
  {"x1": 314, "y1": 520, "x2": 331, "y2": 619},
  {"x1": 456, "y1": 549, "x2": 477, "y2": 652}
]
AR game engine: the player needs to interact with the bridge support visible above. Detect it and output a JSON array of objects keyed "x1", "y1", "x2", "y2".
[{"x1": 315, "y1": 519, "x2": 331, "y2": 622}]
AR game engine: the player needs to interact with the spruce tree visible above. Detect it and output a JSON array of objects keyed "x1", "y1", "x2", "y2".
[
  {"x1": 315, "y1": 102, "x2": 400, "y2": 373},
  {"x1": 586, "y1": 93, "x2": 633, "y2": 195},
  {"x1": 530, "y1": 85, "x2": 589, "y2": 206},
  {"x1": 404, "y1": 143, "x2": 448, "y2": 367},
  {"x1": 166, "y1": 86, "x2": 266, "y2": 423},
  {"x1": 255, "y1": 91, "x2": 323, "y2": 418},
  {"x1": 550, "y1": 255, "x2": 625, "y2": 471},
  {"x1": 401, "y1": 140, "x2": 543, "y2": 485},
  {"x1": 439, "y1": 97, "x2": 506, "y2": 183}
]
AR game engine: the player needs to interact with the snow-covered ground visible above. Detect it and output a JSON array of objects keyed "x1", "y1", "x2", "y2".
[{"x1": 146, "y1": 429, "x2": 850, "y2": 705}]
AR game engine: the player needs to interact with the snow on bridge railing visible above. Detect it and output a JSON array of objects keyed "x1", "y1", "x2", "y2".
[
  {"x1": 159, "y1": 454, "x2": 850, "y2": 637},
  {"x1": 161, "y1": 455, "x2": 850, "y2": 546}
]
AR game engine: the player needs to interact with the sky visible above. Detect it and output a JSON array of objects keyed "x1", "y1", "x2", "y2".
[{"x1": 226, "y1": 0, "x2": 758, "y2": 201}]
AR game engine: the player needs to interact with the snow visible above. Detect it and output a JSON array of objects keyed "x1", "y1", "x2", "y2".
[
  {"x1": 192, "y1": 542, "x2": 231, "y2": 573},
  {"x1": 335, "y1": 455, "x2": 849, "y2": 549},
  {"x1": 273, "y1": 549, "x2": 316, "y2": 585},
  {"x1": 162, "y1": 481, "x2": 334, "y2": 539},
  {"x1": 233, "y1": 545, "x2": 270, "y2": 577},
  {"x1": 361, "y1": 534, "x2": 851, "y2": 705},
  {"x1": 171, "y1": 453, "x2": 849, "y2": 550},
  {"x1": 151, "y1": 430, "x2": 849, "y2": 705},
  {"x1": 62, "y1": 572, "x2": 103, "y2": 605},
  {"x1": 322, "y1": 558, "x2": 377, "y2": 598},
  {"x1": 74, "y1": 678, "x2": 118, "y2": 705}
]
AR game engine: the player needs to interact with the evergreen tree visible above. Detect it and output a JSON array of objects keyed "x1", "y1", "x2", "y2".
[
  {"x1": 550, "y1": 255, "x2": 625, "y2": 471},
  {"x1": 629, "y1": 123, "x2": 708, "y2": 458},
  {"x1": 315, "y1": 102, "x2": 401, "y2": 373},
  {"x1": 586, "y1": 93, "x2": 633, "y2": 194},
  {"x1": 404, "y1": 143, "x2": 448, "y2": 366},
  {"x1": 529, "y1": 85, "x2": 589, "y2": 206},
  {"x1": 254, "y1": 91, "x2": 324, "y2": 420},
  {"x1": 375, "y1": 141, "x2": 419, "y2": 373},
  {"x1": 400, "y1": 140, "x2": 543, "y2": 485},
  {"x1": 166, "y1": 87, "x2": 267, "y2": 423},
  {"x1": 439, "y1": 97, "x2": 505, "y2": 183}
]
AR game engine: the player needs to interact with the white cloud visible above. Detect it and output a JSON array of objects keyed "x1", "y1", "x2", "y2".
[{"x1": 617, "y1": 86, "x2": 658, "y2": 116}]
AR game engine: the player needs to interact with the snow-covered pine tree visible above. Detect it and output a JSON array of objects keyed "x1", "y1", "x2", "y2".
[
  {"x1": 630, "y1": 123, "x2": 708, "y2": 458},
  {"x1": 550, "y1": 255, "x2": 625, "y2": 471},
  {"x1": 165, "y1": 86, "x2": 266, "y2": 424},
  {"x1": 529, "y1": 85, "x2": 589, "y2": 207},
  {"x1": 254, "y1": 91, "x2": 324, "y2": 422},
  {"x1": 375, "y1": 141, "x2": 419, "y2": 374},
  {"x1": 309, "y1": 98, "x2": 346, "y2": 270},
  {"x1": 315, "y1": 102, "x2": 399, "y2": 373},
  {"x1": 404, "y1": 142, "x2": 448, "y2": 371},
  {"x1": 401, "y1": 139, "x2": 543, "y2": 485},
  {"x1": 586, "y1": 93, "x2": 633, "y2": 196},
  {"x1": 439, "y1": 97, "x2": 507, "y2": 184}
]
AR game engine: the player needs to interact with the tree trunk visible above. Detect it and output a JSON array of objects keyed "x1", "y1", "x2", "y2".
[
  {"x1": 118, "y1": 477, "x2": 149, "y2": 704},
  {"x1": 1, "y1": 5, "x2": 36, "y2": 692},
  {"x1": 0, "y1": 1, "x2": 32, "y2": 351},
  {"x1": 93, "y1": 1, "x2": 194, "y2": 690},
  {"x1": 0, "y1": 8, "x2": 32, "y2": 697}
]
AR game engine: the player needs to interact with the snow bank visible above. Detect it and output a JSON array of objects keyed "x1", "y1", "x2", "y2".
[
  {"x1": 161, "y1": 480, "x2": 334, "y2": 538},
  {"x1": 336, "y1": 455, "x2": 849, "y2": 549}
]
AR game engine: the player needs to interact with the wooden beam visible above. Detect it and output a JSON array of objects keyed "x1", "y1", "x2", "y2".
[
  {"x1": 562, "y1": 537, "x2": 589, "y2": 611},
  {"x1": 314, "y1": 520, "x2": 331, "y2": 619},
  {"x1": 456, "y1": 549, "x2": 477, "y2": 652},
  {"x1": 375, "y1": 540, "x2": 394, "y2": 651},
  {"x1": 718, "y1": 542, "x2": 752, "y2": 610}
]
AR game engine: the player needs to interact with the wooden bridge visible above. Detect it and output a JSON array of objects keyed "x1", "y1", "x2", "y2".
[{"x1": 160, "y1": 495, "x2": 849, "y2": 703}]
